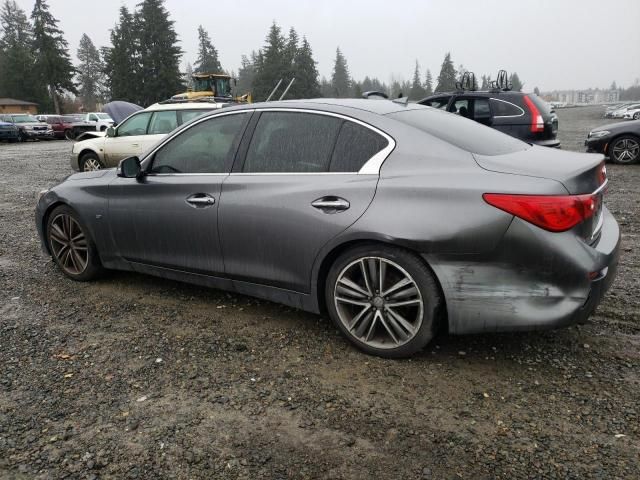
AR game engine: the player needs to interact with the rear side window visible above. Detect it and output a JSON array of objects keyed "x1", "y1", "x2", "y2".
[
  {"x1": 329, "y1": 122, "x2": 389, "y2": 172},
  {"x1": 117, "y1": 112, "x2": 152, "y2": 137},
  {"x1": 148, "y1": 110, "x2": 178, "y2": 134},
  {"x1": 390, "y1": 108, "x2": 529, "y2": 156},
  {"x1": 490, "y1": 98, "x2": 524, "y2": 117},
  {"x1": 243, "y1": 112, "x2": 341, "y2": 173}
]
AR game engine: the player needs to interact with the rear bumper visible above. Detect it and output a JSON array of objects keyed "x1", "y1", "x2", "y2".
[
  {"x1": 426, "y1": 206, "x2": 620, "y2": 335},
  {"x1": 532, "y1": 138, "x2": 561, "y2": 148}
]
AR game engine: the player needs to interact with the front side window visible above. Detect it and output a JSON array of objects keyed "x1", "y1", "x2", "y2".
[
  {"x1": 151, "y1": 112, "x2": 248, "y2": 174},
  {"x1": 116, "y1": 112, "x2": 152, "y2": 137},
  {"x1": 329, "y1": 122, "x2": 389, "y2": 172},
  {"x1": 148, "y1": 110, "x2": 178, "y2": 135},
  {"x1": 421, "y1": 97, "x2": 450, "y2": 110},
  {"x1": 89, "y1": 114, "x2": 98, "y2": 121},
  {"x1": 243, "y1": 112, "x2": 341, "y2": 173}
]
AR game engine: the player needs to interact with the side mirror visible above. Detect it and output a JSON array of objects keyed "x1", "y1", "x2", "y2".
[
  {"x1": 106, "y1": 126, "x2": 115, "y2": 137},
  {"x1": 118, "y1": 156, "x2": 142, "y2": 179}
]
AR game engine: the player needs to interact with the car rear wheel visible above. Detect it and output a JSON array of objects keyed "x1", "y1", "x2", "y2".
[
  {"x1": 325, "y1": 245, "x2": 443, "y2": 358},
  {"x1": 46, "y1": 205, "x2": 102, "y2": 281},
  {"x1": 609, "y1": 136, "x2": 640, "y2": 165},
  {"x1": 64, "y1": 129, "x2": 74, "y2": 140},
  {"x1": 80, "y1": 152, "x2": 104, "y2": 171},
  {"x1": 634, "y1": 112, "x2": 640, "y2": 120}
]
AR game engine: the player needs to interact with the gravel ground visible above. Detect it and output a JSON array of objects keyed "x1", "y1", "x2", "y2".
[{"x1": 0, "y1": 105, "x2": 638, "y2": 479}]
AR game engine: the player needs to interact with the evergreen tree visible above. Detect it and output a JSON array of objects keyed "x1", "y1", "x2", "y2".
[
  {"x1": 252, "y1": 22, "x2": 288, "y2": 101},
  {"x1": 184, "y1": 61, "x2": 194, "y2": 90},
  {"x1": 194, "y1": 25, "x2": 221, "y2": 73},
  {"x1": 610, "y1": 81, "x2": 617, "y2": 91},
  {"x1": 435, "y1": 52, "x2": 456, "y2": 93},
  {"x1": 292, "y1": 37, "x2": 320, "y2": 98},
  {"x1": 509, "y1": 72, "x2": 524, "y2": 91},
  {"x1": 237, "y1": 52, "x2": 257, "y2": 98},
  {"x1": 409, "y1": 60, "x2": 426, "y2": 100},
  {"x1": 31, "y1": 0, "x2": 76, "y2": 113},
  {"x1": 534, "y1": 86, "x2": 541, "y2": 96},
  {"x1": 282, "y1": 27, "x2": 300, "y2": 98},
  {"x1": 424, "y1": 69, "x2": 433, "y2": 95},
  {"x1": 0, "y1": 1, "x2": 45, "y2": 104},
  {"x1": 136, "y1": 0, "x2": 183, "y2": 105},
  {"x1": 103, "y1": 6, "x2": 138, "y2": 103},
  {"x1": 331, "y1": 47, "x2": 351, "y2": 98},
  {"x1": 320, "y1": 76, "x2": 332, "y2": 97},
  {"x1": 480, "y1": 74, "x2": 488, "y2": 90},
  {"x1": 77, "y1": 34, "x2": 105, "y2": 111}
]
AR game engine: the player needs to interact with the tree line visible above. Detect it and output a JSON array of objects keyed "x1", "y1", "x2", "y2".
[{"x1": 1, "y1": 0, "x2": 560, "y2": 114}]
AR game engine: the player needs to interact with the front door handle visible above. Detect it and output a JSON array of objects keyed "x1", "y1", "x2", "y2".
[
  {"x1": 311, "y1": 196, "x2": 350, "y2": 213},
  {"x1": 186, "y1": 193, "x2": 215, "y2": 208}
]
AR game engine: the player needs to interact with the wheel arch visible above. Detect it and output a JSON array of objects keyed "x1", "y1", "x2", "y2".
[
  {"x1": 313, "y1": 237, "x2": 449, "y2": 331},
  {"x1": 40, "y1": 201, "x2": 70, "y2": 255}
]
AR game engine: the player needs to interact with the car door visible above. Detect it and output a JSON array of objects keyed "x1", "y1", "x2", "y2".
[
  {"x1": 219, "y1": 109, "x2": 392, "y2": 293},
  {"x1": 104, "y1": 111, "x2": 153, "y2": 165},
  {"x1": 107, "y1": 111, "x2": 251, "y2": 276},
  {"x1": 489, "y1": 98, "x2": 525, "y2": 137}
]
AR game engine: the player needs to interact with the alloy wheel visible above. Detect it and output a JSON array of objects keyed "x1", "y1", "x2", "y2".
[
  {"x1": 83, "y1": 157, "x2": 102, "y2": 171},
  {"x1": 49, "y1": 213, "x2": 89, "y2": 275},
  {"x1": 334, "y1": 257, "x2": 424, "y2": 349},
  {"x1": 612, "y1": 138, "x2": 639, "y2": 163}
]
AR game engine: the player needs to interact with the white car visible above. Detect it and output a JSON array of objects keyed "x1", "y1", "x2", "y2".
[
  {"x1": 82, "y1": 112, "x2": 115, "y2": 131},
  {"x1": 70, "y1": 102, "x2": 221, "y2": 171},
  {"x1": 623, "y1": 105, "x2": 640, "y2": 120},
  {"x1": 612, "y1": 103, "x2": 640, "y2": 119}
]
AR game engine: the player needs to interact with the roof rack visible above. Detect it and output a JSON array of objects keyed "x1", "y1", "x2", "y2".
[
  {"x1": 158, "y1": 97, "x2": 230, "y2": 105},
  {"x1": 362, "y1": 91, "x2": 389, "y2": 100},
  {"x1": 454, "y1": 71, "x2": 477, "y2": 93},
  {"x1": 489, "y1": 69, "x2": 512, "y2": 92}
]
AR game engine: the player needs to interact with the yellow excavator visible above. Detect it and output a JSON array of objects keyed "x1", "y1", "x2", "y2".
[{"x1": 172, "y1": 73, "x2": 251, "y2": 103}]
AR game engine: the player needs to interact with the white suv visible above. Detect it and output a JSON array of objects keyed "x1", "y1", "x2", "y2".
[{"x1": 70, "y1": 102, "x2": 221, "y2": 171}]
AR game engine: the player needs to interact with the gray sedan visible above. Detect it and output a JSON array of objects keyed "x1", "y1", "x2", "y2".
[{"x1": 35, "y1": 99, "x2": 620, "y2": 358}]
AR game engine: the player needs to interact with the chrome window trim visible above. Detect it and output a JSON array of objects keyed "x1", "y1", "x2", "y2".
[{"x1": 490, "y1": 98, "x2": 525, "y2": 118}]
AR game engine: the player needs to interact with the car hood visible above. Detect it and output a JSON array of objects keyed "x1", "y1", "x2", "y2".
[
  {"x1": 66, "y1": 169, "x2": 115, "y2": 181},
  {"x1": 591, "y1": 120, "x2": 640, "y2": 133},
  {"x1": 72, "y1": 135, "x2": 106, "y2": 152},
  {"x1": 473, "y1": 145, "x2": 605, "y2": 194}
]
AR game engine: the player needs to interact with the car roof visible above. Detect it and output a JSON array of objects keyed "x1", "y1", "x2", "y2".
[{"x1": 145, "y1": 102, "x2": 223, "y2": 112}]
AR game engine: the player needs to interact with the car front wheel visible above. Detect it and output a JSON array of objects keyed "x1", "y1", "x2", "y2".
[
  {"x1": 80, "y1": 152, "x2": 104, "y2": 171},
  {"x1": 609, "y1": 136, "x2": 639, "y2": 165},
  {"x1": 46, "y1": 205, "x2": 102, "y2": 281},
  {"x1": 325, "y1": 245, "x2": 443, "y2": 358}
]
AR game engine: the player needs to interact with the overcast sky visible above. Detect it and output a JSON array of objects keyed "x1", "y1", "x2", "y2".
[{"x1": 13, "y1": 0, "x2": 640, "y2": 91}]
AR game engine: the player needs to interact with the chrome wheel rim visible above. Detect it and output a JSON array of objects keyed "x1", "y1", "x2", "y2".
[
  {"x1": 334, "y1": 257, "x2": 424, "y2": 349},
  {"x1": 83, "y1": 157, "x2": 102, "y2": 171},
  {"x1": 612, "y1": 139, "x2": 639, "y2": 163},
  {"x1": 49, "y1": 214, "x2": 89, "y2": 275}
]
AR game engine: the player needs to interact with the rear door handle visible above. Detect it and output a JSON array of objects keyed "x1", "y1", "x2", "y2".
[
  {"x1": 186, "y1": 193, "x2": 215, "y2": 208},
  {"x1": 311, "y1": 196, "x2": 350, "y2": 213}
]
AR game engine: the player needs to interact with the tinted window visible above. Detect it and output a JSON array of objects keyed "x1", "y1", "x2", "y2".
[
  {"x1": 490, "y1": 99, "x2": 523, "y2": 117},
  {"x1": 474, "y1": 99, "x2": 491, "y2": 119},
  {"x1": 329, "y1": 122, "x2": 388, "y2": 172},
  {"x1": 450, "y1": 99, "x2": 470, "y2": 118},
  {"x1": 151, "y1": 112, "x2": 248, "y2": 174},
  {"x1": 117, "y1": 112, "x2": 152, "y2": 137},
  {"x1": 148, "y1": 110, "x2": 178, "y2": 134},
  {"x1": 422, "y1": 97, "x2": 450, "y2": 109},
  {"x1": 179, "y1": 109, "x2": 212, "y2": 125},
  {"x1": 390, "y1": 108, "x2": 529, "y2": 156},
  {"x1": 243, "y1": 112, "x2": 341, "y2": 173}
]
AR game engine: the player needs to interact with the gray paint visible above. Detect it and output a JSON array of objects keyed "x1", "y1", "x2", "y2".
[{"x1": 35, "y1": 99, "x2": 621, "y2": 336}]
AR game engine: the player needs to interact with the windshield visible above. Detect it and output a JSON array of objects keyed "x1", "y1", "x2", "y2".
[
  {"x1": 389, "y1": 107, "x2": 529, "y2": 156},
  {"x1": 12, "y1": 115, "x2": 39, "y2": 123},
  {"x1": 96, "y1": 113, "x2": 112, "y2": 120},
  {"x1": 193, "y1": 78, "x2": 212, "y2": 92},
  {"x1": 214, "y1": 78, "x2": 231, "y2": 97}
]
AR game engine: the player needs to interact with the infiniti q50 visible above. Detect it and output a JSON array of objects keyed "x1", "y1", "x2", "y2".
[{"x1": 35, "y1": 99, "x2": 620, "y2": 358}]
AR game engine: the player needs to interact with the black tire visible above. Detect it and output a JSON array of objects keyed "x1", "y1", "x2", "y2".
[
  {"x1": 609, "y1": 135, "x2": 640, "y2": 165},
  {"x1": 634, "y1": 112, "x2": 640, "y2": 120},
  {"x1": 64, "y1": 129, "x2": 74, "y2": 140},
  {"x1": 80, "y1": 152, "x2": 104, "y2": 171},
  {"x1": 18, "y1": 131, "x2": 27, "y2": 142},
  {"x1": 325, "y1": 244, "x2": 443, "y2": 358},
  {"x1": 100, "y1": 125, "x2": 107, "y2": 131},
  {"x1": 46, "y1": 205, "x2": 102, "y2": 281}
]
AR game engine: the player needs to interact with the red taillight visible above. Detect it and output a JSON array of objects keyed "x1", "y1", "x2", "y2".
[
  {"x1": 596, "y1": 162, "x2": 607, "y2": 186},
  {"x1": 483, "y1": 193, "x2": 597, "y2": 232},
  {"x1": 523, "y1": 95, "x2": 544, "y2": 133}
]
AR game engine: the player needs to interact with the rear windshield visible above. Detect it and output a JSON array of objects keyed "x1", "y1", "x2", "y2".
[{"x1": 389, "y1": 108, "x2": 529, "y2": 156}]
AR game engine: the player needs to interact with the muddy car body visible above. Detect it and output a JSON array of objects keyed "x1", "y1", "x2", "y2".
[{"x1": 36, "y1": 99, "x2": 620, "y2": 357}]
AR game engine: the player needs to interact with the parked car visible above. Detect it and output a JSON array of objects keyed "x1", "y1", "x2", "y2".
[
  {"x1": 623, "y1": 105, "x2": 640, "y2": 120},
  {"x1": 70, "y1": 102, "x2": 221, "y2": 171},
  {"x1": 36, "y1": 99, "x2": 619, "y2": 358},
  {"x1": 0, "y1": 113, "x2": 54, "y2": 141},
  {"x1": 0, "y1": 119, "x2": 19, "y2": 142},
  {"x1": 610, "y1": 103, "x2": 640, "y2": 119},
  {"x1": 37, "y1": 115, "x2": 75, "y2": 140},
  {"x1": 81, "y1": 112, "x2": 115, "y2": 131},
  {"x1": 418, "y1": 91, "x2": 560, "y2": 148},
  {"x1": 585, "y1": 120, "x2": 640, "y2": 164},
  {"x1": 604, "y1": 103, "x2": 631, "y2": 118}
]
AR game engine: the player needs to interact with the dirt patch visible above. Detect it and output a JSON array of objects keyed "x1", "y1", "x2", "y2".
[{"x1": 0, "y1": 111, "x2": 639, "y2": 479}]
